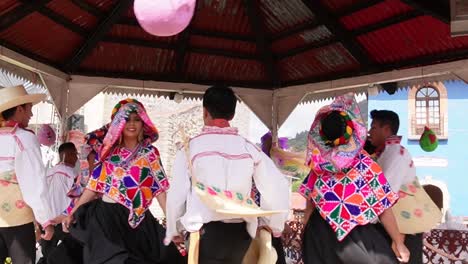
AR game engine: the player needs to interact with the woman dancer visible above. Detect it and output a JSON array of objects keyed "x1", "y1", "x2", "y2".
[
  {"x1": 299, "y1": 94, "x2": 410, "y2": 264},
  {"x1": 62, "y1": 99, "x2": 184, "y2": 264}
]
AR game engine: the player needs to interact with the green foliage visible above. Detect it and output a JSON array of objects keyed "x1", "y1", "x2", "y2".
[
  {"x1": 287, "y1": 130, "x2": 308, "y2": 152},
  {"x1": 284, "y1": 130, "x2": 309, "y2": 192},
  {"x1": 292, "y1": 179, "x2": 303, "y2": 192}
]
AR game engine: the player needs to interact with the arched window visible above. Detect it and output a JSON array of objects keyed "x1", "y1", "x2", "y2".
[
  {"x1": 408, "y1": 82, "x2": 447, "y2": 140},
  {"x1": 415, "y1": 87, "x2": 440, "y2": 134}
]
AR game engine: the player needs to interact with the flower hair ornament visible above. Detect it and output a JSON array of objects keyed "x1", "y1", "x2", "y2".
[
  {"x1": 306, "y1": 93, "x2": 367, "y2": 171},
  {"x1": 319, "y1": 111, "x2": 354, "y2": 147}
]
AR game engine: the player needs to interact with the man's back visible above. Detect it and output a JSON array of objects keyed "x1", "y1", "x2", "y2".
[
  {"x1": 377, "y1": 136, "x2": 416, "y2": 191},
  {"x1": 167, "y1": 126, "x2": 290, "y2": 240},
  {"x1": 189, "y1": 127, "x2": 261, "y2": 196}
]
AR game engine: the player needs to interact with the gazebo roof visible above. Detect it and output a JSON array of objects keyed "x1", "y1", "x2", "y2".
[{"x1": 1, "y1": 0, "x2": 467, "y2": 89}]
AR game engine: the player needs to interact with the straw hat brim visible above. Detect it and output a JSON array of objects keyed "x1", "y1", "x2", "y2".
[
  {"x1": 242, "y1": 229, "x2": 278, "y2": 264},
  {"x1": 216, "y1": 209, "x2": 287, "y2": 217},
  {"x1": 0, "y1": 93, "x2": 46, "y2": 114}
]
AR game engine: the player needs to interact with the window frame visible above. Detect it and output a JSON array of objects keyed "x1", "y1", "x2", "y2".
[
  {"x1": 415, "y1": 87, "x2": 441, "y2": 134},
  {"x1": 408, "y1": 82, "x2": 448, "y2": 140}
]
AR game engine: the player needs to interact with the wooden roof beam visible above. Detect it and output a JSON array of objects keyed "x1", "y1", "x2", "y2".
[
  {"x1": 271, "y1": 20, "x2": 320, "y2": 41},
  {"x1": 277, "y1": 37, "x2": 337, "y2": 59},
  {"x1": 65, "y1": 0, "x2": 133, "y2": 72},
  {"x1": 0, "y1": 0, "x2": 52, "y2": 32},
  {"x1": 283, "y1": 47, "x2": 468, "y2": 87},
  {"x1": 175, "y1": 27, "x2": 192, "y2": 80},
  {"x1": 272, "y1": 0, "x2": 384, "y2": 42},
  {"x1": 383, "y1": 47, "x2": 468, "y2": 70},
  {"x1": 72, "y1": 71, "x2": 272, "y2": 89},
  {"x1": 102, "y1": 37, "x2": 173, "y2": 49},
  {"x1": 19, "y1": 0, "x2": 87, "y2": 35},
  {"x1": 117, "y1": 16, "x2": 256, "y2": 42},
  {"x1": 70, "y1": 0, "x2": 104, "y2": 17},
  {"x1": 400, "y1": 0, "x2": 450, "y2": 24},
  {"x1": 243, "y1": 0, "x2": 280, "y2": 87},
  {"x1": 189, "y1": 29, "x2": 255, "y2": 42},
  {"x1": 102, "y1": 36, "x2": 258, "y2": 60},
  {"x1": 189, "y1": 47, "x2": 256, "y2": 60},
  {"x1": 350, "y1": 9, "x2": 423, "y2": 35},
  {"x1": 302, "y1": 0, "x2": 373, "y2": 69},
  {"x1": 280, "y1": 9, "x2": 423, "y2": 60},
  {"x1": 335, "y1": 0, "x2": 385, "y2": 17},
  {"x1": 0, "y1": 42, "x2": 63, "y2": 74}
]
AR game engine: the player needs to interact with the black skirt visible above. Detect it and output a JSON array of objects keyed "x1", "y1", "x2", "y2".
[
  {"x1": 375, "y1": 223, "x2": 423, "y2": 264},
  {"x1": 70, "y1": 199, "x2": 186, "y2": 264},
  {"x1": 302, "y1": 211, "x2": 398, "y2": 264}
]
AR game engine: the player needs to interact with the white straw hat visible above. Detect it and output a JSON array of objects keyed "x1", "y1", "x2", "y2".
[{"x1": 0, "y1": 85, "x2": 46, "y2": 113}]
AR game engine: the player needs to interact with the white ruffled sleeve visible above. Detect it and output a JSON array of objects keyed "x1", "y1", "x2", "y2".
[
  {"x1": 15, "y1": 133, "x2": 54, "y2": 227},
  {"x1": 252, "y1": 151, "x2": 290, "y2": 236},
  {"x1": 165, "y1": 149, "x2": 191, "y2": 244}
]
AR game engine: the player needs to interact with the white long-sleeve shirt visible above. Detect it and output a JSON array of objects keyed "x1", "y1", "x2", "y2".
[
  {"x1": 0, "y1": 126, "x2": 55, "y2": 226},
  {"x1": 165, "y1": 126, "x2": 290, "y2": 241},
  {"x1": 46, "y1": 163, "x2": 77, "y2": 218}
]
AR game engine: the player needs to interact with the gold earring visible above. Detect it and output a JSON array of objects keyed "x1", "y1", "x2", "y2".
[{"x1": 118, "y1": 136, "x2": 122, "y2": 145}]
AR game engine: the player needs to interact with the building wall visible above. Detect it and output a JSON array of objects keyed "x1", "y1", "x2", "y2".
[{"x1": 368, "y1": 80, "x2": 468, "y2": 216}]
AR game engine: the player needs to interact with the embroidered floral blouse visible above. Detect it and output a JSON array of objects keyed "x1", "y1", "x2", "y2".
[{"x1": 87, "y1": 143, "x2": 169, "y2": 228}]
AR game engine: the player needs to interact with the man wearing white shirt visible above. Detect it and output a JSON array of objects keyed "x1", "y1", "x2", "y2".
[
  {"x1": 166, "y1": 85, "x2": 290, "y2": 263},
  {"x1": 368, "y1": 110, "x2": 422, "y2": 264},
  {"x1": 0, "y1": 85, "x2": 55, "y2": 264}
]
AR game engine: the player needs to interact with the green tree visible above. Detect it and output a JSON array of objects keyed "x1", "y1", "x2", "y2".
[
  {"x1": 284, "y1": 130, "x2": 310, "y2": 192},
  {"x1": 287, "y1": 130, "x2": 308, "y2": 152}
]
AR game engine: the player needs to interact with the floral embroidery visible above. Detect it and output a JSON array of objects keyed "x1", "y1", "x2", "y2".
[
  {"x1": 87, "y1": 145, "x2": 168, "y2": 228},
  {"x1": 0, "y1": 180, "x2": 9, "y2": 187},
  {"x1": 2, "y1": 202, "x2": 11, "y2": 212},
  {"x1": 15, "y1": 200, "x2": 25, "y2": 209},
  {"x1": 299, "y1": 150, "x2": 398, "y2": 241},
  {"x1": 86, "y1": 100, "x2": 166, "y2": 228}
]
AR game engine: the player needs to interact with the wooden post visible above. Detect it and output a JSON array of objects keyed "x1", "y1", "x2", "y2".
[{"x1": 272, "y1": 92, "x2": 279, "y2": 147}]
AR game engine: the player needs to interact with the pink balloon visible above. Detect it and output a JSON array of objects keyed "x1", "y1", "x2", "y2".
[
  {"x1": 134, "y1": 0, "x2": 196, "y2": 37},
  {"x1": 37, "y1": 124, "x2": 56, "y2": 147}
]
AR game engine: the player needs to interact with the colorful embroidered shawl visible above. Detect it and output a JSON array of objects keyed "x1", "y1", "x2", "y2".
[
  {"x1": 87, "y1": 144, "x2": 169, "y2": 228},
  {"x1": 84, "y1": 124, "x2": 109, "y2": 156},
  {"x1": 300, "y1": 94, "x2": 398, "y2": 241},
  {"x1": 63, "y1": 173, "x2": 89, "y2": 215},
  {"x1": 299, "y1": 150, "x2": 398, "y2": 241},
  {"x1": 86, "y1": 99, "x2": 167, "y2": 228}
]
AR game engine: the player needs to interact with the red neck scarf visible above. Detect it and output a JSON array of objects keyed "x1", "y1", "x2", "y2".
[{"x1": 1, "y1": 120, "x2": 34, "y2": 134}]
